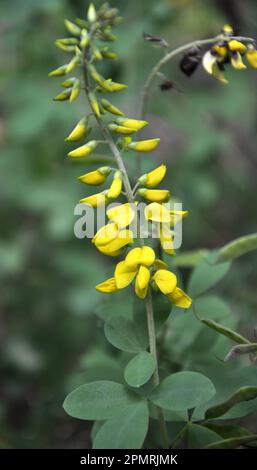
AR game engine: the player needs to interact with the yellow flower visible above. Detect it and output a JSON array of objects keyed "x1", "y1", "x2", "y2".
[
  {"x1": 138, "y1": 164, "x2": 167, "y2": 188},
  {"x1": 125, "y1": 246, "x2": 155, "y2": 269},
  {"x1": 222, "y1": 24, "x2": 233, "y2": 35},
  {"x1": 107, "y1": 171, "x2": 123, "y2": 198},
  {"x1": 107, "y1": 81, "x2": 128, "y2": 92},
  {"x1": 68, "y1": 140, "x2": 98, "y2": 158},
  {"x1": 160, "y1": 224, "x2": 174, "y2": 255},
  {"x1": 128, "y1": 139, "x2": 160, "y2": 152},
  {"x1": 107, "y1": 202, "x2": 136, "y2": 229},
  {"x1": 93, "y1": 223, "x2": 119, "y2": 247},
  {"x1": 153, "y1": 269, "x2": 192, "y2": 309},
  {"x1": 202, "y1": 50, "x2": 228, "y2": 85},
  {"x1": 66, "y1": 52, "x2": 81, "y2": 74},
  {"x1": 78, "y1": 167, "x2": 111, "y2": 185},
  {"x1": 65, "y1": 118, "x2": 88, "y2": 142},
  {"x1": 96, "y1": 277, "x2": 118, "y2": 293},
  {"x1": 101, "y1": 99, "x2": 124, "y2": 116},
  {"x1": 138, "y1": 188, "x2": 170, "y2": 203},
  {"x1": 135, "y1": 265, "x2": 151, "y2": 299},
  {"x1": 145, "y1": 202, "x2": 171, "y2": 223},
  {"x1": 97, "y1": 229, "x2": 134, "y2": 256},
  {"x1": 80, "y1": 191, "x2": 108, "y2": 207},
  {"x1": 114, "y1": 118, "x2": 148, "y2": 131},
  {"x1": 108, "y1": 123, "x2": 138, "y2": 135},
  {"x1": 228, "y1": 40, "x2": 247, "y2": 54},
  {"x1": 230, "y1": 51, "x2": 246, "y2": 70},
  {"x1": 246, "y1": 45, "x2": 257, "y2": 69}
]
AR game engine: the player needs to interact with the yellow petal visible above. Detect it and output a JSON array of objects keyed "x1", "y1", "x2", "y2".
[
  {"x1": 49, "y1": 64, "x2": 68, "y2": 77},
  {"x1": 153, "y1": 269, "x2": 177, "y2": 295},
  {"x1": 108, "y1": 123, "x2": 138, "y2": 135},
  {"x1": 231, "y1": 52, "x2": 246, "y2": 70},
  {"x1": 228, "y1": 40, "x2": 247, "y2": 53},
  {"x1": 169, "y1": 210, "x2": 189, "y2": 226},
  {"x1": 139, "y1": 164, "x2": 167, "y2": 188},
  {"x1": 139, "y1": 189, "x2": 170, "y2": 203},
  {"x1": 80, "y1": 192, "x2": 107, "y2": 207},
  {"x1": 107, "y1": 171, "x2": 123, "y2": 198},
  {"x1": 140, "y1": 246, "x2": 155, "y2": 266},
  {"x1": 128, "y1": 139, "x2": 160, "y2": 152},
  {"x1": 93, "y1": 223, "x2": 119, "y2": 247},
  {"x1": 202, "y1": 50, "x2": 217, "y2": 75},
  {"x1": 125, "y1": 247, "x2": 142, "y2": 269},
  {"x1": 108, "y1": 81, "x2": 128, "y2": 92},
  {"x1": 88, "y1": 92, "x2": 101, "y2": 117},
  {"x1": 154, "y1": 259, "x2": 168, "y2": 270},
  {"x1": 68, "y1": 140, "x2": 97, "y2": 158},
  {"x1": 160, "y1": 224, "x2": 174, "y2": 255},
  {"x1": 97, "y1": 229, "x2": 133, "y2": 256},
  {"x1": 65, "y1": 118, "x2": 88, "y2": 142},
  {"x1": 212, "y1": 44, "x2": 228, "y2": 58},
  {"x1": 115, "y1": 118, "x2": 148, "y2": 131},
  {"x1": 101, "y1": 98, "x2": 124, "y2": 116},
  {"x1": 107, "y1": 202, "x2": 136, "y2": 229},
  {"x1": 114, "y1": 261, "x2": 137, "y2": 289},
  {"x1": 125, "y1": 246, "x2": 155, "y2": 269},
  {"x1": 145, "y1": 202, "x2": 171, "y2": 223},
  {"x1": 96, "y1": 277, "x2": 118, "y2": 293},
  {"x1": 167, "y1": 287, "x2": 192, "y2": 309},
  {"x1": 135, "y1": 266, "x2": 150, "y2": 299},
  {"x1": 247, "y1": 46, "x2": 257, "y2": 69},
  {"x1": 222, "y1": 24, "x2": 233, "y2": 35},
  {"x1": 78, "y1": 167, "x2": 110, "y2": 185},
  {"x1": 212, "y1": 63, "x2": 229, "y2": 85}
]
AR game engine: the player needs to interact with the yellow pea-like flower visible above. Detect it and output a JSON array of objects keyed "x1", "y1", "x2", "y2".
[
  {"x1": 107, "y1": 171, "x2": 123, "y2": 198},
  {"x1": 69, "y1": 78, "x2": 81, "y2": 103},
  {"x1": 88, "y1": 92, "x2": 101, "y2": 117},
  {"x1": 128, "y1": 139, "x2": 160, "y2": 152},
  {"x1": 170, "y1": 210, "x2": 189, "y2": 226},
  {"x1": 68, "y1": 140, "x2": 98, "y2": 158},
  {"x1": 65, "y1": 118, "x2": 88, "y2": 142},
  {"x1": 80, "y1": 191, "x2": 108, "y2": 207},
  {"x1": 125, "y1": 246, "x2": 155, "y2": 269},
  {"x1": 212, "y1": 63, "x2": 229, "y2": 85},
  {"x1": 64, "y1": 19, "x2": 81, "y2": 36},
  {"x1": 135, "y1": 265, "x2": 150, "y2": 299},
  {"x1": 107, "y1": 202, "x2": 136, "y2": 228},
  {"x1": 101, "y1": 99, "x2": 124, "y2": 116},
  {"x1": 228, "y1": 40, "x2": 247, "y2": 53},
  {"x1": 108, "y1": 123, "x2": 138, "y2": 135},
  {"x1": 160, "y1": 224, "x2": 174, "y2": 255},
  {"x1": 54, "y1": 88, "x2": 72, "y2": 101},
  {"x1": 145, "y1": 202, "x2": 171, "y2": 223},
  {"x1": 49, "y1": 65, "x2": 68, "y2": 77},
  {"x1": 231, "y1": 52, "x2": 246, "y2": 70},
  {"x1": 153, "y1": 269, "x2": 177, "y2": 295},
  {"x1": 93, "y1": 223, "x2": 119, "y2": 247},
  {"x1": 246, "y1": 45, "x2": 257, "y2": 69},
  {"x1": 115, "y1": 261, "x2": 137, "y2": 289},
  {"x1": 97, "y1": 230, "x2": 133, "y2": 256},
  {"x1": 114, "y1": 118, "x2": 148, "y2": 131},
  {"x1": 139, "y1": 164, "x2": 167, "y2": 188},
  {"x1": 78, "y1": 166, "x2": 111, "y2": 185},
  {"x1": 138, "y1": 188, "x2": 170, "y2": 203},
  {"x1": 212, "y1": 44, "x2": 228, "y2": 57},
  {"x1": 166, "y1": 288, "x2": 192, "y2": 309},
  {"x1": 96, "y1": 277, "x2": 118, "y2": 293}
]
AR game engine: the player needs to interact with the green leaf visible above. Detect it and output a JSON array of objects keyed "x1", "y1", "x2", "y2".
[
  {"x1": 150, "y1": 371, "x2": 216, "y2": 411},
  {"x1": 201, "y1": 319, "x2": 249, "y2": 345},
  {"x1": 205, "y1": 423, "x2": 251, "y2": 440},
  {"x1": 63, "y1": 381, "x2": 140, "y2": 420},
  {"x1": 204, "y1": 435, "x2": 257, "y2": 449},
  {"x1": 93, "y1": 402, "x2": 149, "y2": 449},
  {"x1": 188, "y1": 255, "x2": 231, "y2": 297},
  {"x1": 205, "y1": 386, "x2": 257, "y2": 420},
  {"x1": 187, "y1": 424, "x2": 221, "y2": 449},
  {"x1": 216, "y1": 233, "x2": 257, "y2": 263},
  {"x1": 172, "y1": 250, "x2": 209, "y2": 268},
  {"x1": 225, "y1": 343, "x2": 257, "y2": 362},
  {"x1": 104, "y1": 316, "x2": 147, "y2": 353},
  {"x1": 124, "y1": 352, "x2": 156, "y2": 388}
]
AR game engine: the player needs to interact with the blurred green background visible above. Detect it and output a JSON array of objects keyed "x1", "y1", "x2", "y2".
[{"x1": 1, "y1": 0, "x2": 257, "y2": 448}]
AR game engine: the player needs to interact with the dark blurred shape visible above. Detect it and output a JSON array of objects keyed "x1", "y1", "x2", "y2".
[
  {"x1": 179, "y1": 47, "x2": 201, "y2": 77},
  {"x1": 143, "y1": 32, "x2": 169, "y2": 48}
]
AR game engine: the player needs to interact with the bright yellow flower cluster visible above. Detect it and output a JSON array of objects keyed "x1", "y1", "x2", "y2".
[
  {"x1": 202, "y1": 25, "x2": 257, "y2": 84},
  {"x1": 49, "y1": 2, "x2": 192, "y2": 309}
]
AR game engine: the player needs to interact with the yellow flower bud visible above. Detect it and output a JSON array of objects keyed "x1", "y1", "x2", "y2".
[
  {"x1": 166, "y1": 287, "x2": 192, "y2": 309},
  {"x1": 61, "y1": 77, "x2": 77, "y2": 88},
  {"x1": 93, "y1": 223, "x2": 119, "y2": 247},
  {"x1": 138, "y1": 188, "x2": 170, "y2": 203},
  {"x1": 80, "y1": 29, "x2": 90, "y2": 48},
  {"x1": 96, "y1": 277, "x2": 118, "y2": 293},
  {"x1": 92, "y1": 46, "x2": 103, "y2": 60},
  {"x1": 154, "y1": 259, "x2": 168, "y2": 270},
  {"x1": 101, "y1": 47, "x2": 118, "y2": 59},
  {"x1": 114, "y1": 118, "x2": 148, "y2": 131},
  {"x1": 231, "y1": 52, "x2": 246, "y2": 70},
  {"x1": 69, "y1": 78, "x2": 81, "y2": 103},
  {"x1": 78, "y1": 167, "x2": 111, "y2": 185},
  {"x1": 228, "y1": 40, "x2": 247, "y2": 53},
  {"x1": 135, "y1": 265, "x2": 150, "y2": 299},
  {"x1": 107, "y1": 81, "x2": 128, "y2": 92},
  {"x1": 87, "y1": 3, "x2": 97, "y2": 23},
  {"x1": 53, "y1": 88, "x2": 72, "y2": 101},
  {"x1": 49, "y1": 65, "x2": 68, "y2": 77},
  {"x1": 108, "y1": 123, "x2": 138, "y2": 135},
  {"x1": 64, "y1": 19, "x2": 81, "y2": 36},
  {"x1": 128, "y1": 139, "x2": 160, "y2": 152},
  {"x1": 139, "y1": 164, "x2": 166, "y2": 188},
  {"x1": 107, "y1": 202, "x2": 136, "y2": 228},
  {"x1": 68, "y1": 140, "x2": 98, "y2": 158},
  {"x1": 80, "y1": 191, "x2": 108, "y2": 207},
  {"x1": 65, "y1": 118, "x2": 88, "y2": 142},
  {"x1": 66, "y1": 52, "x2": 81, "y2": 73},
  {"x1": 153, "y1": 269, "x2": 177, "y2": 295},
  {"x1": 222, "y1": 24, "x2": 233, "y2": 35},
  {"x1": 88, "y1": 92, "x2": 101, "y2": 117},
  {"x1": 246, "y1": 45, "x2": 257, "y2": 69},
  {"x1": 107, "y1": 171, "x2": 123, "y2": 198},
  {"x1": 55, "y1": 40, "x2": 77, "y2": 52},
  {"x1": 101, "y1": 99, "x2": 124, "y2": 116}
]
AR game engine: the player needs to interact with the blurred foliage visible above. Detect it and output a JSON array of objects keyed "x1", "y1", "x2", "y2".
[{"x1": 1, "y1": 0, "x2": 257, "y2": 448}]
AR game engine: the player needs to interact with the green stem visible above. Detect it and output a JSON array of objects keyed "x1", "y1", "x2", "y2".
[{"x1": 146, "y1": 290, "x2": 169, "y2": 449}]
